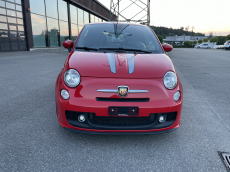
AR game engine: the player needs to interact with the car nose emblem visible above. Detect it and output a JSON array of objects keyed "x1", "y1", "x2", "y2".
[{"x1": 118, "y1": 86, "x2": 129, "y2": 97}]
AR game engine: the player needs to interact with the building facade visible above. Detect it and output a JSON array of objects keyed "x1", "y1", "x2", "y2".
[
  {"x1": 163, "y1": 36, "x2": 208, "y2": 45},
  {"x1": 0, "y1": 0, "x2": 116, "y2": 52}
]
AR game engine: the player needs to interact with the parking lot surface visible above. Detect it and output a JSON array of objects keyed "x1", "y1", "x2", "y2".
[{"x1": 0, "y1": 48, "x2": 229, "y2": 172}]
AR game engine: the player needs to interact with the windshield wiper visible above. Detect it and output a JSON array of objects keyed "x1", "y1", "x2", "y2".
[
  {"x1": 99, "y1": 48, "x2": 152, "y2": 53},
  {"x1": 75, "y1": 47, "x2": 98, "y2": 51}
]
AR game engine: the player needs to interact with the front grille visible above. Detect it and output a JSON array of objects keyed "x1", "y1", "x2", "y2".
[
  {"x1": 96, "y1": 97, "x2": 149, "y2": 102},
  {"x1": 89, "y1": 114, "x2": 155, "y2": 126}
]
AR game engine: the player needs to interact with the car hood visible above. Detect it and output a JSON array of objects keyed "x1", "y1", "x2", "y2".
[{"x1": 67, "y1": 51, "x2": 175, "y2": 79}]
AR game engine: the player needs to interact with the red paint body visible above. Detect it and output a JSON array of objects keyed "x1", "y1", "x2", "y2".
[
  {"x1": 163, "y1": 44, "x2": 173, "y2": 52},
  {"x1": 62, "y1": 40, "x2": 73, "y2": 48},
  {"x1": 56, "y1": 23, "x2": 183, "y2": 134}
]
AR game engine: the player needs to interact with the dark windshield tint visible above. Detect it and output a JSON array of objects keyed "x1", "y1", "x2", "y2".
[{"x1": 75, "y1": 23, "x2": 163, "y2": 53}]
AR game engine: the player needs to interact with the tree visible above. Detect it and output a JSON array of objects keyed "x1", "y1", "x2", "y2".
[
  {"x1": 180, "y1": 26, "x2": 184, "y2": 30},
  {"x1": 157, "y1": 35, "x2": 163, "y2": 43},
  {"x1": 203, "y1": 38, "x2": 208, "y2": 42},
  {"x1": 149, "y1": 25, "x2": 205, "y2": 39},
  {"x1": 185, "y1": 25, "x2": 190, "y2": 31},
  {"x1": 191, "y1": 26, "x2": 195, "y2": 32},
  {"x1": 184, "y1": 41, "x2": 190, "y2": 46},
  {"x1": 210, "y1": 37, "x2": 218, "y2": 43},
  {"x1": 198, "y1": 39, "x2": 202, "y2": 44},
  {"x1": 193, "y1": 40, "x2": 197, "y2": 45},
  {"x1": 216, "y1": 36, "x2": 227, "y2": 45},
  {"x1": 227, "y1": 34, "x2": 230, "y2": 40}
]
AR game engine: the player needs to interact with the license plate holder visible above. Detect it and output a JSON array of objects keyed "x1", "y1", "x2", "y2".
[{"x1": 108, "y1": 107, "x2": 139, "y2": 116}]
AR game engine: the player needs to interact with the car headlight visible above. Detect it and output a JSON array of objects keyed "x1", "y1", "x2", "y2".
[
  {"x1": 163, "y1": 71, "x2": 177, "y2": 89},
  {"x1": 64, "y1": 69, "x2": 81, "y2": 87}
]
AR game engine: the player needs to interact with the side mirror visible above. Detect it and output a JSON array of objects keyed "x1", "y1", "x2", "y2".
[
  {"x1": 62, "y1": 40, "x2": 73, "y2": 52},
  {"x1": 162, "y1": 43, "x2": 173, "y2": 52}
]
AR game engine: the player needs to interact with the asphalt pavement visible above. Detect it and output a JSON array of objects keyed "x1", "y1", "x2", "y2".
[{"x1": 0, "y1": 49, "x2": 229, "y2": 172}]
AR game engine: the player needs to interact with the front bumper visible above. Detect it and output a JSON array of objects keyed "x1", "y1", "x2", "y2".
[{"x1": 55, "y1": 76, "x2": 183, "y2": 134}]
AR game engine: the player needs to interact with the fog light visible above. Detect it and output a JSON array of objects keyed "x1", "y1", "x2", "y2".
[
  {"x1": 78, "y1": 114, "x2": 86, "y2": 122},
  {"x1": 159, "y1": 115, "x2": 166, "y2": 123},
  {"x1": 174, "y1": 91, "x2": 180, "y2": 101},
  {"x1": 61, "y1": 89, "x2": 69, "y2": 99}
]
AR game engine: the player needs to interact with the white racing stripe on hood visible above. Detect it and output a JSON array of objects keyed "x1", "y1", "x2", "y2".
[
  {"x1": 106, "y1": 53, "x2": 135, "y2": 74},
  {"x1": 127, "y1": 54, "x2": 135, "y2": 74},
  {"x1": 106, "y1": 53, "x2": 116, "y2": 73}
]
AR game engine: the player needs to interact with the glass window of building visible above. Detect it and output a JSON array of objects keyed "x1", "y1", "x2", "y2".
[
  {"x1": 90, "y1": 14, "x2": 94, "y2": 23},
  {"x1": 9, "y1": 25, "x2": 17, "y2": 30},
  {"x1": 78, "y1": 8, "x2": 83, "y2": 26},
  {"x1": 84, "y1": 11, "x2": 89, "y2": 25},
  {"x1": 17, "y1": 18, "x2": 23, "y2": 25},
  {"x1": 1, "y1": 44, "x2": 10, "y2": 50},
  {"x1": 0, "y1": 7, "x2": 6, "y2": 15},
  {"x1": 0, "y1": 0, "x2": 26, "y2": 51},
  {"x1": 71, "y1": 24, "x2": 78, "y2": 42},
  {"x1": 59, "y1": 21, "x2": 69, "y2": 45},
  {"x1": 10, "y1": 38, "x2": 18, "y2": 44},
  {"x1": 0, "y1": 15, "x2": 7, "y2": 22},
  {"x1": 19, "y1": 31, "x2": 25, "y2": 38},
  {"x1": 70, "y1": 5, "x2": 77, "y2": 24},
  {"x1": 16, "y1": 11, "x2": 22, "y2": 18},
  {"x1": 31, "y1": 13, "x2": 46, "y2": 47},
  {"x1": 18, "y1": 25, "x2": 24, "y2": 31},
  {"x1": 0, "y1": 23, "x2": 8, "y2": 29},
  {"x1": 10, "y1": 31, "x2": 17, "y2": 38},
  {"x1": 19, "y1": 37, "x2": 26, "y2": 44},
  {"x1": 78, "y1": 25, "x2": 83, "y2": 33},
  {"x1": 47, "y1": 17, "x2": 59, "y2": 47},
  {"x1": 0, "y1": 30, "x2": 9, "y2": 45},
  {"x1": 7, "y1": 17, "x2": 17, "y2": 23},
  {"x1": 16, "y1": 5, "x2": 21, "y2": 11},
  {"x1": 58, "y1": 0, "x2": 68, "y2": 21},
  {"x1": 7, "y1": 9, "x2": 16, "y2": 16},
  {"x1": 95, "y1": 16, "x2": 98, "y2": 23},
  {"x1": 29, "y1": 0, "x2": 45, "y2": 16},
  {"x1": 6, "y1": 2, "x2": 15, "y2": 10},
  {"x1": 15, "y1": 0, "x2": 21, "y2": 5},
  {"x1": 0, "y1": 1, "x2": 5, "y2": 8},
  {"x1": 0, "y1": 30, "x2": 8, "y2": 37},
  {"x1": 11, "y1": 44, "x2": 19, "y2": 50},
  {"x1": 45, "y1": 0, "x2": 58, "y2": 19}
]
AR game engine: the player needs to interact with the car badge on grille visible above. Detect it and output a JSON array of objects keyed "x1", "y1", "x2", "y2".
[{"x1": 118, "y1": 86, "x2": 128, "y2": 97}]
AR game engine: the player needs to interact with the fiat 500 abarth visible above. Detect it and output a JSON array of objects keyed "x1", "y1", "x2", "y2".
[{"x1": 55, "y1": 22, "x2": 183, "y2": 134}]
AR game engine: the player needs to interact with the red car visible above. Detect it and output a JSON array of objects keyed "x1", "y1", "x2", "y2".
[{"x1": 55, "y1": 22, "x2": 183, "y2": 134}]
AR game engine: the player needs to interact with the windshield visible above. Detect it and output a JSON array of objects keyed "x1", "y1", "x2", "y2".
[{"x1": 75, "y1": 23, "x2": 163, "y2": 54}]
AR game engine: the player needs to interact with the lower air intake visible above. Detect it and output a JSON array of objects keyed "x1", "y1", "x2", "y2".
[{"x1": 89, "y1": 114, "x2": 155, "y2": 126}]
